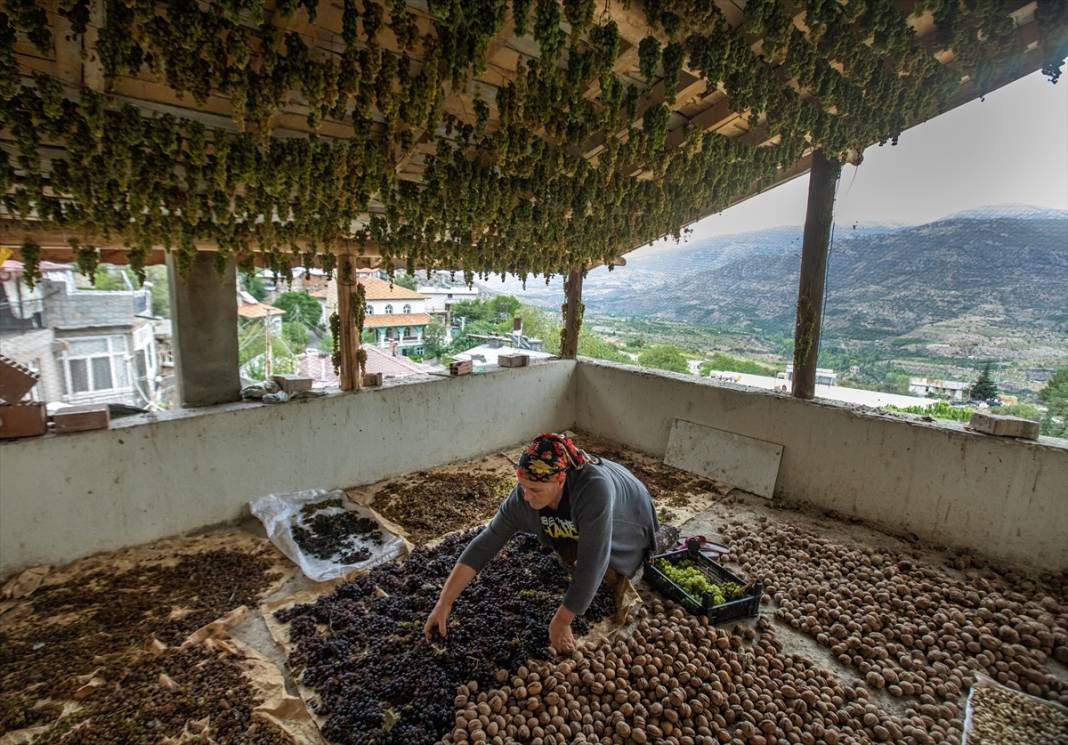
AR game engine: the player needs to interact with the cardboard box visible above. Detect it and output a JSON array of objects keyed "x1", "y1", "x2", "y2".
[
  {"x1": 449, "y1": 360, "x2": 473, "y2": 376},
  {"x1": 52, "y1": 404, "x2": 111, "y2": 433},
  {"x1": 0, "y1": 402, "x2": 48, "y2": 439},
  {"x1": 0, "y1": 354, "x2": 39, "y2": 404},
  {"x1": 498, "y1": 353, "x2": 529, "y2": 368},
  {"x1": 968, "y1": 412, "x2": 1040, "y2": 440},
  {"x1": 363, "y1": 372, "x2": 384, "y2": 387},
  {"x1": 271, "y1": 374, "x2": 314, "y2": 394}
]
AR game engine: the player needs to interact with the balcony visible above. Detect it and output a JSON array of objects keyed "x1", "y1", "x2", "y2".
[{"x1": 1, "y1": 359, "x2": 1065, "y2": 744}]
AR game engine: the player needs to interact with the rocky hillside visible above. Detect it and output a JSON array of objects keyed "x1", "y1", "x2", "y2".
[{"x1": 502, "y1": 207, "x2": 1068, "y2": 342}]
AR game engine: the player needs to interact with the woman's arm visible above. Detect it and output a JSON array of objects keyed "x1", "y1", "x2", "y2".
[
  {"x1": 424, "y1": 562, "x2": 477, "y2": 640},
  {"x1": 424, "y1": 486, "x2": 527, "y2": 640}
]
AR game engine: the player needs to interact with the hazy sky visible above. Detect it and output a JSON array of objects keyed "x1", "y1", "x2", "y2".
[{"x1": 635, "y1": 68, "x2": 1068, "y2": 255}]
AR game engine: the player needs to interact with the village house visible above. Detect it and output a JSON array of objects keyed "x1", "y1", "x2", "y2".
[
  {"x1": 0, "y1": 260, "x2": 163, "y2": 409},
  {"x1": 908, "y1": 376, "x2": 969, "y2": 401}
]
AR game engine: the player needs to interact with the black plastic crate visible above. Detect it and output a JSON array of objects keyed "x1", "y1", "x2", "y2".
[{"x1": 644, "y1": 543, "x2": 763, "y2": 624}]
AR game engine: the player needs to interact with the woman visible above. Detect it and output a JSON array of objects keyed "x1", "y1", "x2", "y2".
[{"x1": 423, "y1": 433, "x2": 659, "y2": 652}]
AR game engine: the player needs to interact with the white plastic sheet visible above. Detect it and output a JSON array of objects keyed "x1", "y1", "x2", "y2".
[{"x1": 250, "y1": 488, "x2": 408, "y2": 582}]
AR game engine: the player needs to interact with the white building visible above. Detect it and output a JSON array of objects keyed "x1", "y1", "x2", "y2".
[
  {"x1": 325, "y1": 275, "x2": 432, "y2": 357},
  {"x1": 713, "y1": 372, "x2": 935, "y2": 409},
  {"x1": 453, "y1": 343, "x2": 554, "y2": 371},
  {"x1": 0, "y1": 261, "x2": 162, "y2": 408},
  {"x1": 417, "y1": 285, "x2": 479, "y2": 317},
  {"x1": 908, "y1": 377, "x2": 968, "y2": 401},
  {"x1": 781, "y1": 364, "x2": 838, "y2": 386}
]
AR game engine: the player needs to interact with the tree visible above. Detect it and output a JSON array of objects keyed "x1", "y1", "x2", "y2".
[
  {"x1": 490, "y1": 294, "x2": 521, "y2": 319},
  {"x1": 90, "y1": 264, "x2": 170, "y2": 318},
  {"x1": 423, "y1": 321, "x2": 448, "y2": 359},
  {"x1": 319, "y1": 331, "x2": 334, "y2": 355},
  {"x1": 970, "y1": 362, "x2": 999, "y2": 401},
  {"x1": 577, "y1": 330, "x2": 628, "y2": 362},
  {"x1": 238, "y1": 321, "x2": 296, "y2": 379},
  {"x1": 884, "y1": 371, "x2": 910, "y2": 395},
  {"x1": 273, "y1": 291, "x2": 323, "y2": 329},
  {"x1": 93, "y1": 267, "x2": 131, "y2": 290},
  {"x1": 1039, "y1": 367, "x2": 1068, "y2": 416},
  {"x1": 393, "y1": 273, "x2": 418, "y2": 290},
  {"x1": 699, "y1": 353, "x2": 778, "y2": 377},
  {"x1": 638, "y1": 345, "x2": 689, "y2": 374},
  {"x1": 145, "y1": 266, "x2": 170, "y2": 318},
  {"x1": 1039, "y1": 367, "x2": 1068, "y2": 437},
  {"x1": 283, "y1": 321, "x2": 307, "y2": 350},
  {"x1": 242, "y1": 273, "x2": 268, "y2": 301}
]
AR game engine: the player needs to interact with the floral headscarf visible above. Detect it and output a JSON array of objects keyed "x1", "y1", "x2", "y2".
[{"x1": 516, "y1": 433, "x2": 590, "y2": 483}]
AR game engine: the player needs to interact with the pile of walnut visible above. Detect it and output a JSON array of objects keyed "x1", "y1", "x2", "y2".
[
  {"x1": 724, "y1": 519, "x2": 1068, "y2": 711},
  {"x1": 965, "y1": 682, "x2": 1068, "y2": 744},
  {"x1": 445, "y1": 600, "x2": 945, "y2": 745}
]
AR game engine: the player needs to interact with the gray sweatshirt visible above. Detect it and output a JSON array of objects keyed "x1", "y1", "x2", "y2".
[{"x1": 458, "y1": 457, "x2": 659, "y2": 615}]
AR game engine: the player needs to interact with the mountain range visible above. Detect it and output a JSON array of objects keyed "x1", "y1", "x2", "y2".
[{"x1": 492, "y1": 205, "x2": 1068, "y2": 342}]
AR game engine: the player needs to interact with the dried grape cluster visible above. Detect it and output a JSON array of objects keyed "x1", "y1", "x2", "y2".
[
  {"x1": 292, "y1": 499, "x2": 384, "y2": 564},
  {"x1": 584, "y1": 441, "x2": 722, "y2": 523},
  {"x1": 0, "y1": 547, "x2": 282, "y2": 738},
  {"x1": 274, "y1": 529, "x2": 615, "y2": 744},
  {"x1": 725, "y1": 518, "x2": 1068, "y2": 733},
  {"x1": 446, "y1": 600, "x2": 931, "y2": 744},
  {"x1": 372, "y1": 470, "x2": 513, "y2": 544},
  {"x1": 30, "y1": 645, "x2": 293, "y2": 745}
]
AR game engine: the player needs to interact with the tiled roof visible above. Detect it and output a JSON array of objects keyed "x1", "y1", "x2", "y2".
[
  {"x1": 363, "y1": 312, "x2": 431, "y2": 328},
  {"x1": 363, "y1": 344, "x2": 428, "y2": 375},
  {"x1": 237, "y1": 302, "x2": 285, "y2": 319},
  {"x1": 358, "y1": 276, "x2": 425, "y2": 300},
  {"x1": 296, "y1": 345, "x2": 427, "y2": 384}
]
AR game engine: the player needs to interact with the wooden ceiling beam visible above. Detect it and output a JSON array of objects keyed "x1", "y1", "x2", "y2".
[{"x1": 0, "y1": 221, "x2": 385, "y2": 259}]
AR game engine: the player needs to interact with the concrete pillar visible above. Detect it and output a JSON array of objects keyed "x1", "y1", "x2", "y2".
[{"x1": 167, "y1": 253, "x2": 241, "y2": 407}]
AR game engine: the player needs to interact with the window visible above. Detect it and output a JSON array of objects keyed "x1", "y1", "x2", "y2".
[
  {"x1": 384, "y1": 304, "x2": 394, "y2": 314},
  {"x1": 403, "y1": 304, "x2": 412, "y2": 314},
  {"x1": 63, "y1": 335, "x2": 129, "y2": 395},
  {"x1": 366, "y1": 305, "x2": 374, "y2": 315}
]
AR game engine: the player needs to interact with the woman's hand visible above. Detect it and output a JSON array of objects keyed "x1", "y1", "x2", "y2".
[
  {"x1": 548, "y1": 605, "x2": 576, "y2": 653},
  {"x1": 424, "y1": 600, "x2": 451, "y2": 641}
]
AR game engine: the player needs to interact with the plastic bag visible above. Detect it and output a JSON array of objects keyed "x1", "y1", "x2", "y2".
[
  {"x1": 250, "y1": 489, "x2": 408, "y2": 582},
  {"x1": 961, "y1": 674, "x2": 1068, "y2": 744}
]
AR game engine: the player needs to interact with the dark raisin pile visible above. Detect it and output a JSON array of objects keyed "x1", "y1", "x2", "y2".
[
  {"x1": 1, "y1": 548, "x2": 284, "y2": 740},
  {"x1": 292, "y1": 503, "x2": 385, "y2": 564},
  {"x1": 275, "y1": 530, "x2": 615, "y2": 744}
]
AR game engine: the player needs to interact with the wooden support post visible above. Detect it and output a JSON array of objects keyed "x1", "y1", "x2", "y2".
[
  {"x1": 337, "y1": 255, "x2": 360, "y2": 391},
  {"x1": 561, "y1": 267, "x2": 584, "y2": 359},
  {"x1": 791, "y1": 150, "x2": 841, "y2": 400}
]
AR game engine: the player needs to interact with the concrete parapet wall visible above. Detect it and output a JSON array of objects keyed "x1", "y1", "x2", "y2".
[
  {"x1": 4, "y1": 357, "x2": 1065, "y2": 576},
  {"x1": 0, "y1": 361, "x2": 576, "y2": 575},
  {"x1": 574, "y1": 360, "x2": 1068, "y2": 572}
]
